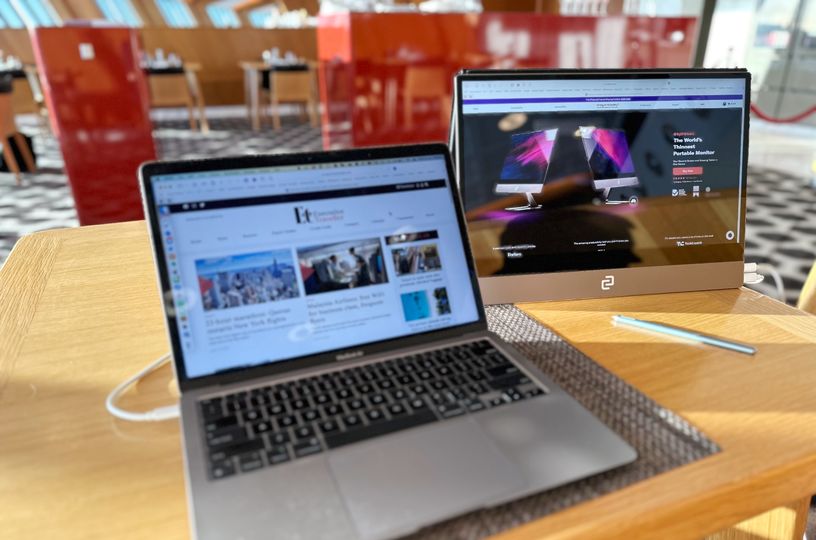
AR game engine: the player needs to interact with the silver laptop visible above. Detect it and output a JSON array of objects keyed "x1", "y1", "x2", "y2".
[{"x1": 140, "y1": 144, "x2": 636, "y2": 540}]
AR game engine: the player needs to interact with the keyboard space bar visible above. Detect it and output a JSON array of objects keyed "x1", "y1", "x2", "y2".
[{"x1": 324, "y1": 410, "x2": 438, "y2": 449}]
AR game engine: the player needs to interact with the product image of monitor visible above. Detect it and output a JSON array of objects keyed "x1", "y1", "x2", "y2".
[
  {"x1": 454, "y1": 68, "x2": 751, "y2": 304},
  {"x1": 496, "y1": 128, "x2": 558, "y2": 211},
  {"x1": 579, "y1": 126, "x2": 640, "y2": 205}
]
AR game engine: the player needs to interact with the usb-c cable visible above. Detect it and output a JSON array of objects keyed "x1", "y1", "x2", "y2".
[{"x1": 105, "y1": 353, "x2": 180, "y2": 422}]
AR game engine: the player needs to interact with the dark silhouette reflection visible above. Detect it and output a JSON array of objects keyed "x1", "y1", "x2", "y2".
[{"x1": 494, "y1": 208, "x2": 640, "y2": 275}]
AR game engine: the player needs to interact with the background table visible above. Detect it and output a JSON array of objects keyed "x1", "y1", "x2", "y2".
[
  {"x1": 240, "y1": 61, "x2": 312, "y2": 131},
  {"x1": 2, "y1": 222, "x2": 816, "y2": 540}
]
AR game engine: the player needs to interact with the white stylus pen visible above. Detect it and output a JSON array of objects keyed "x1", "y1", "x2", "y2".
[{"x1": 612, "y1": 315, "x2": 757, "y2": 356}]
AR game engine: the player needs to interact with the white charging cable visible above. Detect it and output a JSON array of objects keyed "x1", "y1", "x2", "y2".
[
  {"x1": 105, "y1": 353, "x2": 180, "y2": 422},
  {"x1": 744, "y1": 262, "x2": 787, "y2": 302},
  {"x1": 757, "y1": 263, "x2": 786, "y2": 302}
]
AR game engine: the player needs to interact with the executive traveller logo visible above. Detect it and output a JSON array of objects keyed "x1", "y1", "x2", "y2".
[
  {"x1": 294, "y1": 206, "x2": 344, "y2": 225},
  {"x1": 294, "y1": 206, "x2": 312, "y2": 224},
  {"x1": 601, "y1": 275, "x2": 615, "y2": 291}
]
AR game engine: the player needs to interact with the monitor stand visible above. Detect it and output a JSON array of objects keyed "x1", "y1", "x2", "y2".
[{"x1": 505, "y1": 193, "x2": 542, "y2": 212}]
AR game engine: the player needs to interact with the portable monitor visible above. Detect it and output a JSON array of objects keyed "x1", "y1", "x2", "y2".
[{"x1": 453, "y1": 69, "x2": 750, "y2": 303}]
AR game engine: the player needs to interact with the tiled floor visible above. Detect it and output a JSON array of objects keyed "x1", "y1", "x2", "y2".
[
  {"x1": 746, "y1": 120, "x2": 816, "y2": 304},
  {"x1": 0, "y1": 108, "x2": 321, "y2": 262},
  {"x1": 1, "y1": 110, "x2": 815, "y2": 305}
]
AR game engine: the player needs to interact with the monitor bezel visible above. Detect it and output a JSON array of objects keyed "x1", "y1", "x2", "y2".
[
  {"x1": 454, "y1": 68, "x2": 751, "y2": 304},
  {"x1": 140, "y1": 143, "x2": 487, "y2": 392}
]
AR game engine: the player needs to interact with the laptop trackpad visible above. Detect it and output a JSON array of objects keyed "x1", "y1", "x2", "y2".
[{"x1": 328, "y1": 418, "x2": 525, "y2": 540}]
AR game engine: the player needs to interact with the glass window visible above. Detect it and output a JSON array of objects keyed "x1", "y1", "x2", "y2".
[
  {"x1": 248, "y1": 5, "x2": 275, "y2": 27},
  {"x1": 10, "y1": 0, "x2": 60, "y2": 26},
  {"x1": 155, "y1": 0, "x2": 197, "y2": 27},
  {"x1": 0, "y1": 0, "x2": 24, "y2": 27},
  {"x1": 96, "y1": 0, "x2": 142, "y2": 26},
  {"x1": 206, "y1": 3, "x2": 239, "y2": 28}
]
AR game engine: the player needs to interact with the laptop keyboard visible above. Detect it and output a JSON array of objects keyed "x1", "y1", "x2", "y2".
[{"x1": 198, "y1": 340, "x2": 547, "y2": 480}]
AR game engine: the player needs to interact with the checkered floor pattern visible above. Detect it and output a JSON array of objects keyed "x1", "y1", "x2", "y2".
[
  {"x1": 0, "y1": 111, "x2": 321, "y2": 262},
  {"x1": 1, "y1": 109, "x2": 814, "y2": 305}
]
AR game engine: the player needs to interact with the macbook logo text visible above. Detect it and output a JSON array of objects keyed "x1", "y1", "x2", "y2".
[
  {"x1": 601, "y1": 275, "x2": 615, "y2": 291},
  {"x1": 336, "y1": 350, "x2": 364, "y2": 361}
]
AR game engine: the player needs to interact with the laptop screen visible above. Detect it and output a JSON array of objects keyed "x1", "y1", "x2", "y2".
[
  {"x1": 148, "y1": 154, "x2": 480, "y2": 379},
  {"x1": 457, "y1": 73, "x2": 748, "y2": 275}
]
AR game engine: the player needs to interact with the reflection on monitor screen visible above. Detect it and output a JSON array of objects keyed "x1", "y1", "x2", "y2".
[
  {"x1": 579, "y1": 126, "x2": 640, "y2": 204},
  {"x1": 496, "y1": 128, "x2": 558, "y2": 211}
]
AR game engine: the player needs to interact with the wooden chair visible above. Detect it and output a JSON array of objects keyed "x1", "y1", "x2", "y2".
[
  {"x1": 797, "y1": 261, "x2": 816, "y2": 314},
  {"x1": 402, "y1": 66, "x2": 449, "y2": 130},
  {"x1": 9, "y1": 67, "x2": 49, "y2": 129},
  {"x1": 146, "y1": 64, "x2": 209, "y2": 133},
  {"x1": 268, "y1": 67, "x2": 318, "y2": 130},
  {"x1": 0, "y1": 90, "x2": 36, "y2": 185}
]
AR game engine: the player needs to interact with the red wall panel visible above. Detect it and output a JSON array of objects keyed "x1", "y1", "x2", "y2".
[{"x1": 32, "y1": 27, "x2": 156, "y2": 225}]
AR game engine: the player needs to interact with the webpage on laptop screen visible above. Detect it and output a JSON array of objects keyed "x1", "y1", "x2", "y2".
[
  {"x1": 151, "y1": 156, "x2": 480, "y2": 379},
  {"x1": 459, "y1": 77, "x2": 746, "y2": 276}
]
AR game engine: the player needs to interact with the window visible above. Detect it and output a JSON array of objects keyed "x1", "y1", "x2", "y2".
[
  {"x1": 96, "y1": 0, "x2": 142, "y2": 26},
  {"x1": 0, "y1": 0, "x2": 25, "y2": 27},
  {"x1": 155, "y1": 0, "x2": 196, "y2": 27},
  {"x1": 248, "y1": 5, "x2": 276, "y2": 28},
  {"x1": 206, "y1": 3, "x2": 239, "y2": 28},
  {"x1": 9, "y1": 0, "x2": 60, "y2": 26}
]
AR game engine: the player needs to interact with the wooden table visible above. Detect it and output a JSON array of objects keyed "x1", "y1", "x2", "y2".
[
  {"x1": 241, "y1": 61, "x2": 271, "y2": 132},
  {"x1": 239, "y1": 61, "x2": 312, "y2": 131},
  {"x1": 2, "y1": 221, "x2": 816, "y2": 540}
]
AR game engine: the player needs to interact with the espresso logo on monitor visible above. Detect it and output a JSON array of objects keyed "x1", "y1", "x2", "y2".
[{"x1": 601, "y1": 275, "x2": 615, "y2": 291}]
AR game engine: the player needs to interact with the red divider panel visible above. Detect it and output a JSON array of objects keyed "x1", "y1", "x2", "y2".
[{"x1": 31, "y1": 27, "x2": 156, "y2": 225}]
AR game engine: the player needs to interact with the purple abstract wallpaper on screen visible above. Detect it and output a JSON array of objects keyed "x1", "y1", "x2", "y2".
[
  {"x1": 582, "y1": 128, "x2": 636, "y2": 174},
  {"x1": 500, "y1": 129, "x2": 558, "y2": 181}
]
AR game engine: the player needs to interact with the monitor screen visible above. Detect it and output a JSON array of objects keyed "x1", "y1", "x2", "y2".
[
  {"x1": 579, "y1": 126, "x2": 636, "y2": 181},
  {"x1": 457, "y1": 73, "x2": 747, "y2": 276},
  {"x1": 148, "y1": 155, "x2": 480, "y2": 379},
  {"x1": 497, "y1": 128, "x2": 558, "y2": 193}
]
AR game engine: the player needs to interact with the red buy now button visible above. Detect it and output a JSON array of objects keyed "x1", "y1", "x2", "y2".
[{"x1": 673, "y1": 166, "x2": 703, "y2": 176}]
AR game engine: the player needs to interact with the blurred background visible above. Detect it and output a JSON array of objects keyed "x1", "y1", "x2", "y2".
[{"x1": 0, "y1": 0, "x2": 814, "y2": 309}]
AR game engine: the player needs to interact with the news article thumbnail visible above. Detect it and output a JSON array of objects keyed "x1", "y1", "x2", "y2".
[
  {"x1": 392, "y1": 243, "x2": 442, "y2": 276},
  {"x1": 298, "y1": 237, "x2": 388, "y2": 295},
  {"x1": 196, "y1": 249, "x2": 300, "y2": 311},
  {"x1": 400, "y1": 291, "x2": 431, "y2": 321},
  {"x1": 400, "y1": 287, "x2": 452, "y2": 321},
  {"x1": 434, "y1": 287, "x2": 451, "y2": 315}
]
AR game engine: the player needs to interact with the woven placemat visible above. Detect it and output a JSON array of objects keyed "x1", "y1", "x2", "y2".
[{"x1": 406, "y1": 304, "x2": 720, "y2": 539}]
